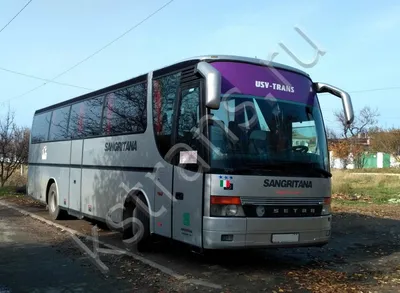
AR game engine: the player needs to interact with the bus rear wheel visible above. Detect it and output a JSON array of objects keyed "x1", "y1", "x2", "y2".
[
  {"x1": 123, "y1": 195, "x2": 151, "y2": 252},
  {"x1": 47, "y1": 183, "x2": 66, "y2": 220}
]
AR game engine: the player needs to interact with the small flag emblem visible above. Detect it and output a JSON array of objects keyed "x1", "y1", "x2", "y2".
[{"x1": 219, "y1": 176, "x2": 233, "y2": 190}]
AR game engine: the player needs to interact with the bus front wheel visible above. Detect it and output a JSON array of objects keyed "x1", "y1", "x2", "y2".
[{"x1": 123, "y1": 195, "x2": 151, "y2": 252}]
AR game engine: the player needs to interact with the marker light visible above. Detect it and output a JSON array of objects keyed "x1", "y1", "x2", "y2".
[
  {"x1": 210, "y1": 196, "x2": 241, "y2": 205},
  {"x1": 322, "y1": 197, "x2": 331, "y2": 215}
]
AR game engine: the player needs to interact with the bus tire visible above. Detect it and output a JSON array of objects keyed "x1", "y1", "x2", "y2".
[
  {"x1": 47, "y1": 182, "x2": 66, "y2": 220},
  {"x1": 123, "y1": 195, "x2": 151, "y2": 252}
]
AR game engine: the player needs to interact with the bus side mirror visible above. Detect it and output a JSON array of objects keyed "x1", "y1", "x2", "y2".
[
  {"x1": 196, "y1": 62, "x2": 221, "y2": 110},
  {"x1": 314, "y1": 82, "x2": 354, "y2": 125}
]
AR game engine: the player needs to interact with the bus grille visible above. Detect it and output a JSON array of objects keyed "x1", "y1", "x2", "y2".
[
  {"x1": 240, "y1": 197, "x2": 325, "y2": 217},
  {"x1": 240, "y1": 197, "x2": 324, "y2": 206}
]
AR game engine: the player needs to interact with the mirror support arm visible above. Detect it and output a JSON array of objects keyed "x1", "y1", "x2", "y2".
[
  {"x1": 196, "y1": 62, "x2": 221, "y2": 109},
  {"x1": 314, "y1": 82, "x2": 354, "y2": 125}
]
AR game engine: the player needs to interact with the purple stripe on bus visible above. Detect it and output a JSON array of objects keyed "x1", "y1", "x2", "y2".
[{"x1": 210, "y1": 61, "x2": 315, "y2": 105}]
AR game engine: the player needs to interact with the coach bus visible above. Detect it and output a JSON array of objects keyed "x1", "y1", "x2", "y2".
[{"x1": 27, "y1": 55, "x2": 354, "y2": 251}]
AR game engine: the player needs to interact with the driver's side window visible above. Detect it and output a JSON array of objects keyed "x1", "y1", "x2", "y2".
[
  {"x1": 176, "y1": 86, "x2": 200, "y2": 149},
  {"x1": 292, "y1": 121, "x2": 318, "y2": 153}
]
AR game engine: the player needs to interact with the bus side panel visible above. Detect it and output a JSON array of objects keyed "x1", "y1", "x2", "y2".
[
  {"x1": 27, "y1": 141, "x2": 71, "y2": 206},
  {"x1": 69, "y1": 140, "x2": 83, "y2": 212},
  {"x1": 153, "y1": 165, "x2": 173, "y2": 238},
  {"x1": 70, "y1": 140, "x2": 83, "y2": 165},
  {"x1": 80, "y1": 134, "x2": 161, "y2": 228},
  {"x1": 27, "y1": 165, "x2": 36, "y2": 199},
  {"x1": 172, "y1": 167, "x2": 204, "y2": 248},
  {"x1": 27, "y1": 143, "x2": 42, "y2": 201},
  {"x1": 37, "y1": 166, "x2": 69, "y2": 205},
  {"x1": 82, "y1": 134, "x2": 158, "y2": 168},
  {"x1": 28, "y1": 164, "x2": 46, "y2": 203},
  {"x1": 69, "y1": 168, "x2": 82, "y2": 212},
  {"x1": 81, "y1": 169, "x2": 154, "y2": 223},
  {"x1": 44, "y1": 141, "x2": 72, "y2": 209}
]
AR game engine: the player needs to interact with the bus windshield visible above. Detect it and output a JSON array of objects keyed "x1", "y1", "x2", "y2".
[{"x1": 209, "y1": 94, "x2": 329, "y2": 177}]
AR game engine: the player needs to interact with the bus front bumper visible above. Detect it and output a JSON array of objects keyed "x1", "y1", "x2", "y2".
[{"x1": 202, "y1": 215, "x2": 331, "y2": 249}]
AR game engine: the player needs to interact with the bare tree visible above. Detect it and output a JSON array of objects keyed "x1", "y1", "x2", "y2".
[
  {"x1": 334, "y1": 106, "x2": 379, "y2": 138},
  {"x1": 369, "y1": 127, "x2": 400, "y2": 162},
  {"x1": 0, "y1": 107, "x2": 29, "y2": 187},
  {"x1": 325, "y1": 127, "x2": 337, "y2": 139},
  {"x1": 330, "y1": 106, "x2": 379, "y2": 169}
]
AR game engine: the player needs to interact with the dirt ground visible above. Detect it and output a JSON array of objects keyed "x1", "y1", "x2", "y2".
[
  {"x1": 0, "y1": 202, "x2": 204, "y2": 293},
  {"x1": 0, "y1": 195, "x2": 399, "y2": 293}
]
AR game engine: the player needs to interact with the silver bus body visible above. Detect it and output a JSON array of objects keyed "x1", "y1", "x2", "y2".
[{"x1": 27, "y1": 55, "x2": 353, "y2": 250}]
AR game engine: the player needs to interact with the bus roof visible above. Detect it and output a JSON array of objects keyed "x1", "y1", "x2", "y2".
[
  {"x1": 35, "y1": 54, "x2": 309, "y2": 115},
  {"x1": 178, "y1": 55, "x2": 310, "y2": 77}
]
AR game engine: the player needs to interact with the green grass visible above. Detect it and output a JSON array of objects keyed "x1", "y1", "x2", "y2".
[
  {"x1": 346, "y1": 167, "x2": 400, "y2": 174},
  {"x1": 332, "y1": 200, "x2": 371, "y2": 207},
  {"x1": 0, "y1": 171, "x2": 27, "y2": 197},
  {"x1": 0, "y1": 186, "x2": 25, "y2": 197},
  {"x1": 332, "y1": 170, "x2": 400, "y2": 204}
]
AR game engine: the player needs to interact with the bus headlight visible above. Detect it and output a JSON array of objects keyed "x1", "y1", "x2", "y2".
[
  {"x1": 210, "y1": 196, "x2": 245, "y2": 217},
  {"x1": 321, "y1": 197, "x2": 331, "y2": 215},
  {"x1": 225, "y1": 205, "x2": 238, "y2": 216}
]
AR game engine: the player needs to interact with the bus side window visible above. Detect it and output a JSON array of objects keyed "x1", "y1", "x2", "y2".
[
  {"x1": 68, "y1": 97, "x2": 103, "y2": 139},
  {"x1": 48, "y1": 105, "x2": 70, "y2": 141},
  {"x1": 102, "y1": 83, "x2": 147, "y2": 136},
  {"x1": 104, "y1": 93, "x2": 114, "y2": 135},
  {"x1": 176, "y1": 86, "x2": 200, "y2": 150},
  {"x1": 31, "y1": 112, "x2": 52, "y2": 143},
  {"x1": 83, "y1": 96, "x2": 103, "y2": 137},
  {"x1": 152, "y1": 72, "x2": 181, "y2": 158},
  {"x1": 69, "y1": 102, "x2": 84, "y2": 139}
]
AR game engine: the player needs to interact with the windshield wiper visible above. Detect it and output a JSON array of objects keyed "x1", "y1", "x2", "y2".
[
  {"x1": 235, "y1": 166, "x2": 281, "y2": 175},
  {"x1": 272, "y1": 161, "x2": 332, "y2": 178},
  {"x1": 209, "y1": 167, "x2": 236, "y2": 174},
  {"x1": 210, "y1": 166, "x2": 278, "y2": 175},
  {"x1": 211, "y1": 163, "x2": 331, "y2": 178},
  {"x1": 310, "y1": 167, "x2": 332, "y2": 178}
]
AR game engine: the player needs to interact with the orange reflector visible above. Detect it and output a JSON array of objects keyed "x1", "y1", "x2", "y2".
[
  {"x1": 324, "y1": 197, "x2": 331, "y2": 204},
  {"x1": 211, "y1": 196, "x2": 241, "y2": 205}
]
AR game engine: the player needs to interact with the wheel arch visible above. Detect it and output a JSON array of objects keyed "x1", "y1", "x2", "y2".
[
  {"x1": 123, "y1": 187, "x2": 153, "y2": 233},
  {"x1": 45, "y1": 177, "x2": 59, "y2": 205}
]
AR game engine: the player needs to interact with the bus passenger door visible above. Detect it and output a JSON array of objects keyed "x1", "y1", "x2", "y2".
[
  {"x1": 171, "y1": 82, "x2": 205, "y2": 248},
  {"x1": 153, "y1": 164, "x2": 173, "y2": 238}
]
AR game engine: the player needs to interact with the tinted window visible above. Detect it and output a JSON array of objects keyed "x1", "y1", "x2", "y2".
[
  {"x1": 31, "y1": 112, "x2": 51, "y2": 143},
  {"x1": 153, "y1": 72, "x2": 181, "y2": 157},
  {"x1": 83, "y1": 96, "x2": 104, "y2": 137},
  {"x1": 209, "y1": 94, "x2": 329, "y2": 173},
  {"x1": 102, "y1": 83, "x2": 147, "y2": 135},
  {"x1": 68, "y1": 102, "x2": 85, "y2": 139},
  {"x1": 68, "y1": 96, "x2": 104, "y2": 139},
  {"x1": 48, "y1": 106, "x2": 70, "y2": 141}
]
